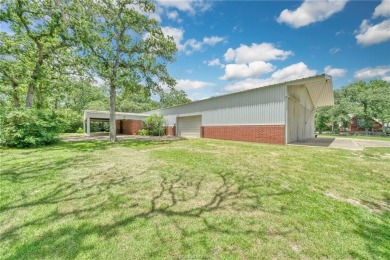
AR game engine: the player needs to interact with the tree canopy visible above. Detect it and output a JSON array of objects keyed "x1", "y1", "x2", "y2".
[
  {"x1": 0, "y1": 0, "x2": 192, "y2": 144},
  {"x1": 316, "y1": 80, "x2": 390, "y2": 132}
]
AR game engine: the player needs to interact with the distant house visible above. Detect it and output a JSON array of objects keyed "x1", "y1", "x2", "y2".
[
  {"x1": 341, "y1": 117, "x2": 382, "y2": 132},
  {"x1": 84, "y1": 74, "x2": 334, "y2": 145}
]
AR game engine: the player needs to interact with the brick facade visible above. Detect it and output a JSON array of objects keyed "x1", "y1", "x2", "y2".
[
  {"x1": 116, "y1": 120, "x2": 143, "y2": 135},
  {"x1": 165, "y1": 126, "x2": 176, "y2": 136},
  {"x1": 201, "y1": 125, "x2": 285, "y2": 145},
  {"x1": 348, "y1": 118, "x2": 382, "y2": 132}
]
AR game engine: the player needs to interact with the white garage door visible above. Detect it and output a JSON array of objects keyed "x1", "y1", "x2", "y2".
[{"x1": 177, "y1": 115, "x2": 202, "y2": 138}]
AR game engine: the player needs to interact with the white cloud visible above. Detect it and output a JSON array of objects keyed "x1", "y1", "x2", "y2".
[
  {"x1": 156, "y1": 0, "x2": 193, "y2": 12},
  {"x1": 223, "y1": 43, "x2": 292, "y2": 64},
  {"x1": 220, "y1": 61, "x2": 275, "y2": 80},
  {"x1": 324, "y1": 65, "x2": 347, "y2": 78},
  {"x1": 156, "y1": 0, "x2": 211, "y2": 14},
  {"x1": 277, "y1": 0, "x2": 349, "y2": 28},
  {"x1": 161, "y1": 27, "x2": 225, "y2": 55},
  {"x1": 329, "y1": 47, "x2": 341, "y2": 54},
  {"x1": 184, "y1": 39, "x2": 203, "y2": 52},
  {"x1": 161, "y1": 26, "x2": 185, "y2": 51},
  {"x1": 167, "y1": 10, "x2": 179, "y2": 20},
  {"x1": 373, "y1": 0, "x2": 390, "y2": 18},
  {"x1": 223, "y1": 48, "x2": 236, "y2": 62},
  {"x1": 128, "y1": 3, "x2": 163, "y2": 23},
  {"x1": 271, "y1": 62, "x2": 317, "y2": 81},
  {"x1": 382, "y1": 76, "x2": 390, "y2": 82},
  {"x1": 224, "y1": 62, "x2": 317, "y2": 92},
  {"x1": 206, "y1": 58, "x2": 225, "y2": 68},
  {"x1": 354, "y1": 66, "x2": 390, "y2": 80},
  {"x1": 355, "y1": 19, "x2": 390, "y2": 46},
  {"x1": 175, "y1": 79, "x2": 215, "y2": 91},
  {"x1": 203, "y1": 36, "x2": 225, "y2": 46}
]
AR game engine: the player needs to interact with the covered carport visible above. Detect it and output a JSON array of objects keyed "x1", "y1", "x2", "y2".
[
  {"x1": 286, "y1": 75, "x2": 334, "y2": 143},
  {"x1": 83, "y1": 110, "x2": 148, "y2": 135}
]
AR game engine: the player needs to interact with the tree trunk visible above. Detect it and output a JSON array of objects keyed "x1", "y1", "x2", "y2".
[
  {"x1": 11, "y1": 82, "x2": 20, "y2": 108},
  {"x1": 109, "y1": 84, "x2": 116, "y2": 142},
  {"x1": 36, "y1": 83, "x2": 42, "y2": 109},
  {"x1": 25, "y1": 85, "x2": 34, "y2": 108},
  {"x1": 26, "y1": 48, "x2": 44, "y2": 108}
]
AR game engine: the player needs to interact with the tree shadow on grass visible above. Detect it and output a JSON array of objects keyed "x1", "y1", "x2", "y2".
[{"x1": 1, "y1": 166, "x2": 293, "y2": 259}]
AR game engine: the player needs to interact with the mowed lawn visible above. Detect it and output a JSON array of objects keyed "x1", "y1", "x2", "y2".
[{"x1": 1, "y1": 139, "x2": 389, "y2": 259}]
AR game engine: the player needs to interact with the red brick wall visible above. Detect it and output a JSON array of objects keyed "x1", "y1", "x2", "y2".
[
  {"x1": 116, "y1": 120, "x2": 121, "y2": 134},
  {"x1": 165, "y1": 126, "x2": 176, "y2": 136},
  {"x1": 115, "y1": 120, "x2": 143, "y2": 135},
  {"x1": 201, "y1": 125, "x2": 285, "y2": 145},
  {"x1": 122, "y1": 120, "x2": 143, "y2": 135}
]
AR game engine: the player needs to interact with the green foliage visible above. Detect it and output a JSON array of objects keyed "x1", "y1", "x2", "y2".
[
  {"x1": 323, "y1": 80, "x2": 390, "y2": 131},
  {"x1": 315, "y1": 106, "x2": 331, "y2": 132},
  {"x1": 56, "y1": 109, "x2": 83, "y2": 133},
  {"x1": 159, "y1": 89, "x2": 191, "y2": 108},
  {"x1": 143, "y1": 114, "x2": 165, "y2": 136},
  {"x1": 90, "y1": 122, "x2": 110, "y2": 133},
  {"x1": 117, "y1": 89, "x2": 160, "y2": 113},
  {"x1": 0, "y1": 109, "x2": 64, "y2": 148},
  {"x1": 76, "y1": 128, "x2": 84, "y2": 134},
  {"x1": 138, "y1": 129, "x2": 149, "y2": 136},
  {"x1": 0, "y1": 0, "x2": 81, "y2": 108}
]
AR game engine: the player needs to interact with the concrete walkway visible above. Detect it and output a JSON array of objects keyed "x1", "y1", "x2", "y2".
[{"x1": 289, "y1": 138, "x2": 390, "y2": 150}]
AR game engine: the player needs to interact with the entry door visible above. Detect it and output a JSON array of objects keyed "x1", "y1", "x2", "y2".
[{"x1": 177, "y1": 115, "x2": 202, "y2": 138}]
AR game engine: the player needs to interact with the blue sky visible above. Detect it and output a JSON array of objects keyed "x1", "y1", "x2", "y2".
[
  {"x1": 152, "y1": 0, "x2": 390, "y2": 100},
  {"x1": 1, "y1": 1, "x2": 389, "y2": 101}
]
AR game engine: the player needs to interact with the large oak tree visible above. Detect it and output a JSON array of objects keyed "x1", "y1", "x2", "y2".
[{"x1": 75, "y1": 0, "x2": 177, "y2": 141}]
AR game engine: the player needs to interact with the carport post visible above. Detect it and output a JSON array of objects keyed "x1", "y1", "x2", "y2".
[{"x1": 86, "y1": 117, "x2": 90, "y2": 135}]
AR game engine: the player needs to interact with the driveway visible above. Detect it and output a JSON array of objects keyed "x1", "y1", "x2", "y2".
[{"x1": 289, "y1": 138, "x2": 390, "y2": 150}]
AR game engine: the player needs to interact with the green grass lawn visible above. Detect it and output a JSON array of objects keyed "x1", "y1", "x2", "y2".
[
  {"x1": 318, "y1": 133, "x2": 390, "y2": 142},
  {"x1": 1, "y1": 139, "x2": 389, "y2": 259}
]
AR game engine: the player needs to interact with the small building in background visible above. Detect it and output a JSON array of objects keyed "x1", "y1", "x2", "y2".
[{"x1": 340, "y1": 117, "x2": 382, "y2": 132}]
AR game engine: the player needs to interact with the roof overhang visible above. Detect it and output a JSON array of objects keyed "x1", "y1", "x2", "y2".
[
  {"x1": 83, "y1": 110, "x2": 148, "y2": 121},
  {"x1": 288, "y1": 74, "x2": 334, "y2": 108}
]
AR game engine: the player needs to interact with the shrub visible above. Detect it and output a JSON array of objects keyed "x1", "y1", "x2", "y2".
[
  {"x1": 57, "y1": 110, "x2": 83, "y2": 133},
  {"x1": 90, "y1": 121, "x2": 109, "y2": 132},
  {"x1": 0, "y1": 109, "x2": 65, "y2": 148},
  {"x1": 138, "y1": 129, "x2": 149, "y2": 136},
  {"x1": 76, "y1": 127, "x2": 84, "y2": 134},
  {"x1": 143, "y1": 114, "x2": 165, "y2": 136}
]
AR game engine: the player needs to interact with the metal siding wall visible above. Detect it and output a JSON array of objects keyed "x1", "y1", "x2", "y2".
[
  {"x1": 287, "y1": 85, "x2": 315, "y2": 142},
  {"x1": 156, "y1": 85, "x2": 286, "y2": 126}
]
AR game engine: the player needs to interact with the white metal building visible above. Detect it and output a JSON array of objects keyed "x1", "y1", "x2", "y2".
[{"x1": 84, "y1": 74, "x2": 334, "y2": 144}]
